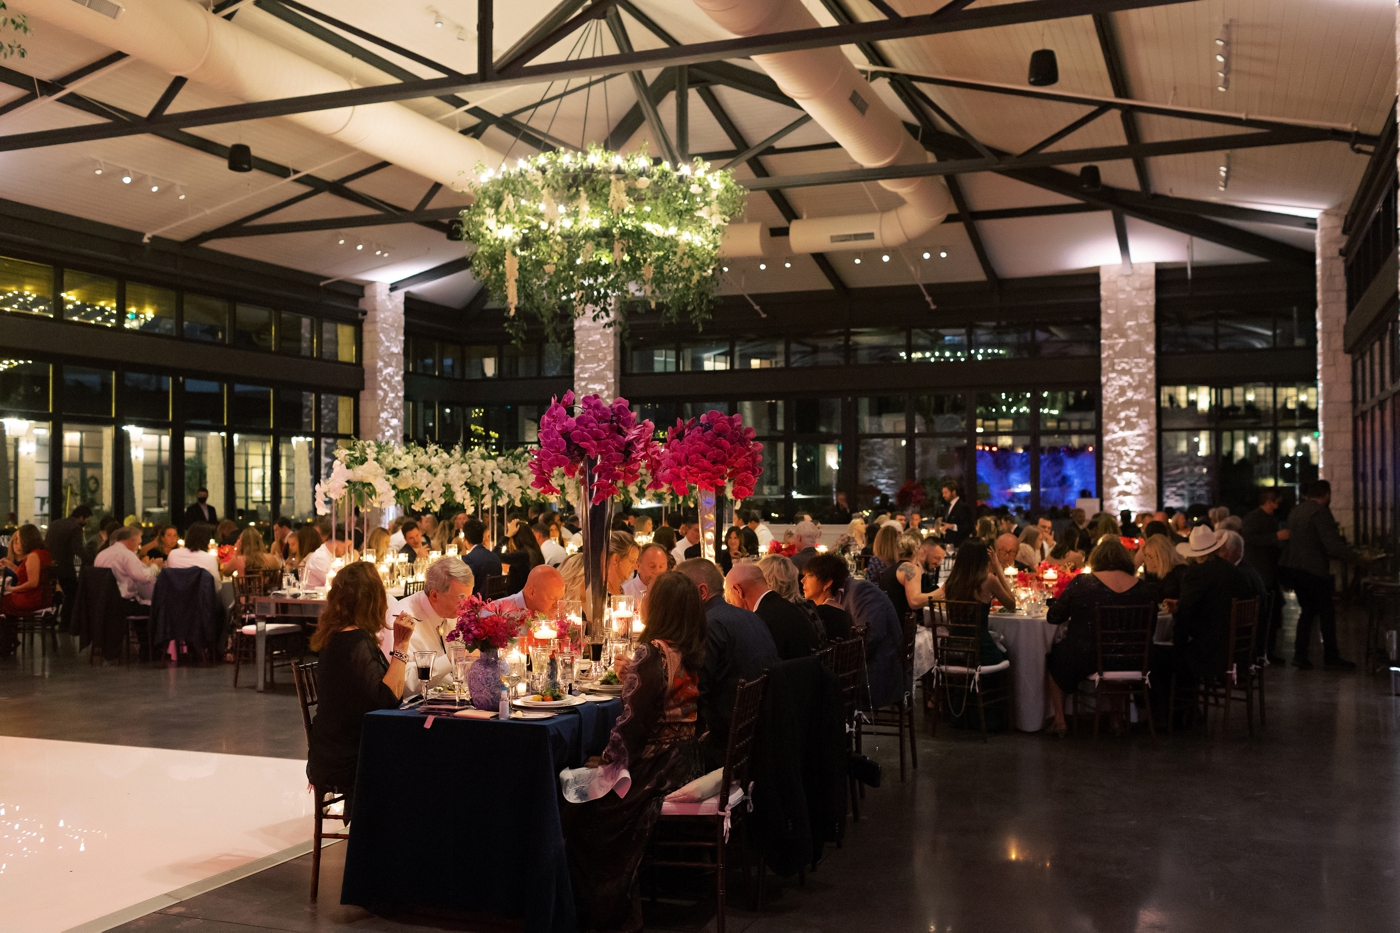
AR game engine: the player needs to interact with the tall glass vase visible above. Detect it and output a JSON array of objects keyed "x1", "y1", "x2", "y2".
[
  {"x1": 697, "y1": 487, "x2": 718, "y2": 563},
  {"x1": 579, "y1": 460, "x2": 614, "y2": 647}
]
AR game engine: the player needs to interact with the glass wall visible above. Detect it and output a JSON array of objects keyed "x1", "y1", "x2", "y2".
[
  {"x1": 233, "y1": 434, "x2": 274, "y2": 522},
  {"x1": 1, "y1": 417, "x2": 50, "y2": 525},
  {"x1": 61, "y1": 424, "x2": 113, "y2": 520},
  {"x1": 123, "y1": 426, "x2": 171, "y2": 525}
]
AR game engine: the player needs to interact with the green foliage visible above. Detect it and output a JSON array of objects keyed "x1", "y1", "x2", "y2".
[
  {"x1": 458, "y1": 144, "x2": 747, "y2": 344},
  {"x1": 0, "y1": 1, "x2": 28, "y2": 59}
]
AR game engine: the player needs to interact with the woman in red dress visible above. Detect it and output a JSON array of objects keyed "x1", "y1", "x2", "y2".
[{"x1": 1, "y1": 523, "x2": 53, "y2": 615}]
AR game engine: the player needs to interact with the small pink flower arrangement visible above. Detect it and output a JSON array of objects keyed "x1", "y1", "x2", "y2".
[
  {"x1": 657, "y1": 410, "x2": 763, "y2": 499},
  {"x1": 766, "y1": 540, "x2": 798, "y2": 558},
  {"x1": 528, "y1": 391, "x2": 662, "y2": 505},
  {"x1": 445, "y1": 594, "x2": 533, "y2": 653}
]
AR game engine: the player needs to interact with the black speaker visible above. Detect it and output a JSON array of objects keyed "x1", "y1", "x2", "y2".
[
  {"x1": 1079, "y1": 165, "x2": 1102, "y2": 191},
  {"x1": 1028, "y1": 48, "x2": 1059, "y2": 87},
  {"x1": 227, "y1": 143, "x2": 253, "y2": 173}
]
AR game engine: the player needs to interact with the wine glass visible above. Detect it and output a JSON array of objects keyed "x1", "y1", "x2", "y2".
[
  {"x1": 447, "y1": 645, "x2": 467, "y2": 705},
  {"x1": 455, "y1": 653, "x2": 473, "y2": 702},
  {"x1": 558, "y1": 655, "x2": 575, "y2": 696},
  {"x1": 413, "y1": 650, "x2": 434, "y2": 697}
]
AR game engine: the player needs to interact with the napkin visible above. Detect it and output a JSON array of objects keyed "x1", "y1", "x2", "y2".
[
  {"x1": 665, "y1": 768, "x2": 724, "y2": 803},
  {"x1": 453, "y1": 709, "x2": 500, "y2": 720}
]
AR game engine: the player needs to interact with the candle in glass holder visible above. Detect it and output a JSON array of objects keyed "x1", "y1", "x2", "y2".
[
  {"x1": 429, "y1": 550, "x2": 441, "y2": 561},
  {"x1": 1044, "y1": 567, "x2": 1058, "y2": 583},
  {"x1": 816, "y1": 544, "x2": 828, "y2": 554},
  {"x1": 534, "y1": 621, "x2": 558, "y2": 641},
  {"x1": 361, "y1": 552, "x2": 375, "y2": 562}
]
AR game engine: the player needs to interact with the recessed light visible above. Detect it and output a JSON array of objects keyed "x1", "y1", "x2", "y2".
[
  {"x1": 758, "y1": 262, "x2": 766, "y2": 270},
  {"x1": 881, "y1": 254, "x2": 889, "y2": 262},
  {"x1": 922, "y1": 251, "x2": 930, "y2": 259},
  {"x1": 939, "y1": 250, "x2": 948, "y2": 258},
  {"x1": 853, "y1": 257, "x2": 861, "y2": 264},
  {"x1": 784, "y1": 261, "x2": 791, "y2": 268}
]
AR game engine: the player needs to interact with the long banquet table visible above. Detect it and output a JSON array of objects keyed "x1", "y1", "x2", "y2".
[{"x1": 340, "y1": 697, "x2": 623, "y2": 933}]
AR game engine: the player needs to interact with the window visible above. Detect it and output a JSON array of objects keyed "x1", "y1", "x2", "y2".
[
  {"x1": 321, "y1": 320, "x2": 357, "y2": 363},
  {"x1": 184, "y1": 431, "x2": 227, "y2": 520},
  {"x1": 789, "y1": 332, "x2": 845, "y2": 367},
  {"x1": 438, "y1": 404, "x2": 464, "y2": 446},
  {"x1": 0, "y1": 360, "x2": 49, "y2": 413},
  {"x1": 440, "y1": 343, "x2": 462, "y2": 379},
  {"x1": 1158, "y1": 308, "x2": 1215, "y2": 353},
  {"x1": 1041, "y1": 390, "x2": 1096, "y2": 432},
  {"x1": 857, "y1": 396, "x2": 906, "y2": 434},
  {"x1": 794, "y1": 398, "x2": 840, "y2": 434},
  {"x1": 970, "y1": 323, "x2": 1034, "y2": 360},
  {"x1": 229, "y1": 384, "x2": 272, "y2": 428},
  {"x1": 124, "y1": 282, "x2": 176, "y2": 336},
  {"x1": 63, "y1": 270, "x2": 119, "y2": 327},
  {"x1": 850, "y1": 328, "x2": 905, "y2": 365},
  {"x1": 123, "y1": 426, "x2": 171, "y2": 525},
  {"x1": 280, "y1": 436, "x2": 316, "y2": 520},
  {"x1": 1217, "y1": 312, "x2": 1276, "y2": 350},
  {"x1": 320, "y1": 394, "x2": 355, "y2": 436},
  {"x1": 233, "y1": 304, "x2": 275, "y2": 352},
  {"x1": 63, "y1": 366, "x2": 113, "y2": 417},
  {"x1": 910, "y1": 327, "x2": 967, "y2": 362},
  {"x1": 794, "y1": 442, "x2": 842, "y2": 508},
  {"x1": 465, "y1": 344, "x2": 498, "y2": 379},
  {"x1": 1161, "y1": 430, "x2": 1213, "y2": 508},
  {"x1": 121, "y1": 372, "x2": 170, "y2": 422},
  {"x1": 976, "y1": 435, "x2": 1031, "y2": 510},
  {"x1": 184, "y1": 379, "x2": 224, "y2": 425},
  {"x1": 1, "y1": 418, "x2": 50, "y2": 524},
  {"x1": 0, "y1": 255, "x2": 53, "y2": 318},
  {"x1": 500, "y1": 342, "x2": 539, "y2": 378},
  {"x1": 915, "y1": 436, "x2": 966, "y2": 490},
  {"x1": 1035, "y1": 321, "x2": 1098, "y2": 357},
  {"x1": 184, "y1": 294, "x2": 228, "y2": 343},
  {"x1": 856, "y1": 438, "x2": 902, "y2": 508},
  {"x1": 276, "y1": 389, "x2": 315, "y2": 432},
  {"x1": 914, "y1": 394, "x2": 966, "y2": 434},
  {"x1": 62, "y1": 424, "x2": 114, "y2": 520},
  {"x1": 542, "y1": 342, "x2": 571, "y2": 377},
  {"x1": 411, "y1": 337, "x2": 439, "y2": 376},
  {"x1": 737, "y1": 400, "x2": 783, "y2": 435},
  {"x1": 629, "y1": 337, "x2": 677, "y2": 373},
  {"x1": 233, "y1": 434, "x2": 273, "y2": 521},
  {"x1": 976, "y1": 392, "x2": 1032, "y2": 434},
  {"x1": 736, "y1": 336, "x2": 783, "y2": 369},
  {"x1": 278, "y1": 312, "x2": 315, "y2": 356},
  {"x1": 679, "y1": 339, "x2": 730, "y2": 372}
]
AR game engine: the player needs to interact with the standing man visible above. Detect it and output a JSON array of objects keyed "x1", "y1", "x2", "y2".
[
  {"x1": 460, "y1": 519, "x2": 502, "y2": 592},
  {"x1": 182, "y1": 487, "x2": 217, "y2": 529},
  {"x1": 1242, "y1": 489, "x2": 1289, "y2": 663},
  {"x1": 938, "y1": 481, "x2": 974, "y2": 546},
  {"x1": 1279, "y1": 480, "x2": 1362, "y2": 670},
  {"x1": 45, "y1": 504, "x2": 93, "y2": 633}
]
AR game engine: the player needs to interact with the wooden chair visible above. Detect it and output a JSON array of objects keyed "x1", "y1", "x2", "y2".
[
  {"x1": 1253, "y1": 590, "x2": 1273, "y2": 728},
  {"x1": 7, "y1": 566, "x2": 61, "y2": 657},
  {"x1": 232, "y1": 569, "x2": 301, "y2": 688},
  {"x1": 291, "y1": 660, "x2": 350, "y2": 901},
  {"x1": 647, "y1": 674, "x2": 768, "y2": 933},
  {"x1": 484, "y1": 573, "x2": 511, "y2": 600},
  {"x1": 1083, "y1": 604, "x2": 1157, "y2": 741},
  {"x1": 402, "y1": 578, "x2": 424, "y2": 596},
  {"x1": 1201, "y1": 598, "x2": 1260, "y2": 740},
  {"x1": 857, "y1": 612, "x2": 919, "y2": 778},
  {"x1": 927, "y1": 600, "x2": 1011, "y2": 743},
  {"x1": 830, "y1": 635, "x2": 866, "y2": 822}
]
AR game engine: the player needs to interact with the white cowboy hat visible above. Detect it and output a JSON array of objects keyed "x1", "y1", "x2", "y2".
[{"x1": 1176, "y1": 524, "x2": 1223, "y2": 558}]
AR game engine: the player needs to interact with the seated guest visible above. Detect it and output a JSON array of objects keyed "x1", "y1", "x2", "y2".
[
  {"x1": 562, "y1": 571, "x2": 705, "y2": 931},
  {"x1": 286, "y1": 525, "x2": 321, "y2": 573},
  {"x1": 726, "y1": 561, "x2": 820, "y2": 661},
  {"x1": 1173, "y1": 525, "x2": 1258, "y2": 678},
  {"x1": 1016, "y1": 527, "x2": 1042, "y2": 569},
  {"x1": 498, "y1": 564, "x2": 565, "y2": 617},
  {"x1": 215, "y1": 519, "x2": 240, "y2": 547},
  {"x1": 758, "y1": 553, "x2": 827, "y2": 644},
  {"x1": 1141, "y1": 520, "x2": 1172, "y2": 541},
  {"x1": 503, "y1": 525, "x2": 545, "y2": 593},
  {"x1": 270, "y1": 516, "x2": 294, "y2": 562},
  {"x1": 535, "y1": 522, "x2": 568, "y2": 567},
  {"x1": 800, "y1": 553, "x2": 854, "y2": 641},
  {"x1": 885, "y1": 532, "x2": 945, "y2": 614},
  {"x1": 364, "y1": 527, "x2": 391, "y2": 562},
  {"x1": 303, "y1": 531, "x2": 349, "y2": 589},
  {"x1": 429, "y1": 520, "x2": 457, "y2": 555},
  {"x1": 837, "y1": 575, "x2": 902, "y2": 709},
  {"x1": 837, "y1": 518, "x2": 866, "y2": 558},
  {"x1": 393, "y1": 556, "x2": 474, "y2": 696},
  {"x1": 0, "y1": 524, "x2": 53, "y2": 615},
  {"x1": 865, "y1": 523, "x2": 901, "y2": 582},
  {"x1": 674, "y1": 522, "x2": 701, "y2": 563},
  {"x1": 460, "y1": 519, "x2": 502, "y2": 591},
  {"x1": 1138, "y1": 534, "x2": 1185, "y2": 604},
  {"x1": 223, "y1": 527, "x2": 281, "y2": 577},
  {"x1": 652, "y1": 526, "x2": 678, "y2": 566},
  {"x1": 398, "y1": 520, "x2": 428, "y2": 560},
  {"x1": 559, "y1": 553, "x2": 585, "y2": 604},
  {"x1": 623, "y1": 542, "x2": 669, "y2": 600},
  {"x1": 166, "y1": 522, "x2": 220, "y2": 583},
  {"x1": 1048, "y1": 526, "x2": 1088, "y2": 569},
  {"x1": 675, "y1": 558, "x2": 779, "y2": 765},
  {"x1": 1045, "y1": 536, "x2": 1151, "y2": 737},
  {"x1": 142, "y1": 524, "x2": 179, "y2": 562},
  {"x1": 717, "y1": 525, "x2": 747, "y2": 575},
  {"x1": 94, "y1": 525, "x2": 159, "y2": 605},
  {"x1": 307, "y1": 563, "x2": 414, "y2": 820},
  {"x1": 387, "y1": 516, "x2": 407, "y2": 552},
  {"x1": 606, "y1": 531, "x2": 639, "y2": 597},
  {"x1": 995, "y1": 533, "x2": 1031, "y2": 574},
  {"x1": 1035, "y1": 514, "x2": 1056, "y2": 560},
  {"x1": 789, "y1": 520, "x2": 822, "y2": 573}
]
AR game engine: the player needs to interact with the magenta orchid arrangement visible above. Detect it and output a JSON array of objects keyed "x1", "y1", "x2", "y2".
[
  {"x1": 528, "y1": 390, "x2": 663, "y2": 505},
  {"x1": 445, "y1": 594, "x2": 534, "y2": 653},
  {"x1": 657, "y1": 410, "x2": 764, "y2": 500}
]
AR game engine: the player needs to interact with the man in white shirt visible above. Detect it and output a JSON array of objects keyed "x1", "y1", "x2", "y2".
[
  {"x1": 303, "y1": 534, "x2": 349, "y2": 589},
  {"x1": 497, "y1": 564, "x2": 566, "y2": 617},
  {"x1": 387, "y1": 516, "x2": 407, "y2": 553},
  {"x1": 390, "y1": 557, "x2": 474, "y2": 697},
  {"x1": 1036, "y1": 515, "x2": 1056, "y2": 560},
  {"x1": 623, "y1": 543, "x2": 669, "y2": 600},
  {"x1": 534, "y1": 523, "x2": 568, "y2": 567},
  {"x1": 672, "y1": 522, "x2": 701, "y2": 564},
  {"x1": 94, "y1": 526, "x2": 159, "y2": 604},
  {"x1": 745, "y1": 511, "x2": 774, "y2": 548}
]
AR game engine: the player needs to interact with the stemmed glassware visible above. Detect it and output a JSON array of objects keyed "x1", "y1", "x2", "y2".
[
  {"x1": 413, "y1": 650, "x2": 434, "y2": 697},
  {"x1": 558, "y1": 655, "x2": 576, "y2": 696},
  {"x1": 448, "y1": 644, "x2": 469, "y2": 705}
]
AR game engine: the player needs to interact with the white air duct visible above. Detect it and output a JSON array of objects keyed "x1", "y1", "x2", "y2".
[
  {"x1": 9, "y1": 0, "x2": 504, "y2": 190},
  {"x1": 692, "y1": 0, "x2": 953, "y2": 253}
]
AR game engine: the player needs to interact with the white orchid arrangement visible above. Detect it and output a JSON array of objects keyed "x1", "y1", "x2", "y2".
[{"x1": 316, "y1": 440, "x2": 537, "y2": 517}]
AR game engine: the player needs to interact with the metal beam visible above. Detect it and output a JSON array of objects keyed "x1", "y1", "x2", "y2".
[
  {"x1": 494, "y1": 0, "x2": 588, "y2": 74},
  {"x1": 606, "y1": 9, "x2": 679, "y2": 164},
  {"x1": 1112, "y1": 210, "x2": 1132, "y2": 270},
  {"x1": 605, "y1": 67, "x2": 674, "y2": 150},
  {"x1": 675, "y1": 65, "x2": 689, "y2": 162},
  {"x1": 145, "y1": 76, "x2": 187, "y2": 119},
  {"x1": 0, "y1": 0, "x2": 1203, "y2": 152},
  {"x1": 200, "y1": 208, "x2": 465, "y2": 240},
  {"x1": 1093, "y1": 11, "x2": 1150, "y2": 193},
  {"x1": 1019, "y1": 104, "x2": 1112, "y2": 156},
  {"x1": 497, "y1": 0, "x2": 620, "y2": 73},
  {"x1": 0, "y1": 50, "x2": 127, "y2": 118},
  {"x1": 478, "y1": 0, "x2": 495, "y2": 81},
  {"x1": 945, "y1": 175, "x2": 999, "y2": 288},
  {"x1": 720, "y1": 114, "x2": 812, "y2": 170},
  {"x1": 414, "y1": 182, "x2": 444, "y2": 212},
  {"x1": 393, "y1": 256, "x2": 473, "y2": 292}
]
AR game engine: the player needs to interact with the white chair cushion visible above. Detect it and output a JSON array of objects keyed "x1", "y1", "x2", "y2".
[
  {"x1": 666, "y1": 768, "x2": 724, "y2": 803},
  {"x1": 240, "y1": 623, "x2": 303, "y2": 636},
  {"x1": 937, "y1": 659, "x2": 1011, "y2": 676},
  {"x1": 1092, "y1": 670, "x2": 1146, "y2": 682},
  {"x1": 661, "y1": 784, "x2": 744, "y2": 817}
]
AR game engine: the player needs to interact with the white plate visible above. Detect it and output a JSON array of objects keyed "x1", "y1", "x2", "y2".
[
  {"x1": 515, "y1": 695, "x2": 586, "y2": 709},
  {"x1": 588, "y1": 683, "x2": 624, "y2": 695},
  {"x1": 579, "y1": 694, "x2": 616, "y2": 703}
]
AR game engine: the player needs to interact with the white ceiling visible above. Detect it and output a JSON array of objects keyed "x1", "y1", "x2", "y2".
[{"x1": 0, "y1": 0, "x2": 1390, "y2": 309}]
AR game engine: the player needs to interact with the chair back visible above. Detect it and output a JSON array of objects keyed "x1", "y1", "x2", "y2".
[
  {"x1": 34, "y1": 564, "x2": 57, "y2": 611},
  {"x1": 831, "y1": 635, "x2": 865, "y2": 720},
  {"x1": 815, "y1": 644, "x2": 835, "y2": 672},
  {"x1": 1093, "y1": 604, "x2": 1157, "y2": 676},
  {"x1": 233, "y1": 568, "x2": 278, "y2": 614},
  {"x1": 928, "y1": 599, "x2": 987, "y2": 671},
  {"x1": 484, "y1": 574, "x2": 511, "y2": 600},
  {"x1": 722, "y1": 674, "x2": 767, "y2": 799},
  {"x1": 403, "y1": 579, "x2": 424, "y2": 596},
  {"x1": 1226, "y1": 598, "x2": 1259, "y2": 676},
  {"x1": 291, "y1": 659, "x2": 319, "y2": 749}
]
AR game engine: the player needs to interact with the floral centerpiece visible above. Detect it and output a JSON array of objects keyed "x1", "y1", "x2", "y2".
[
  {"x1": 1038, "y1": 562, "x2": 1080, "y2": 599},
  {"x1": 895, "y1": 480, "x2": 926, "y2": 514},
  {"x1": 458, "y1": 144, "x2": 748, "y2": 343},
  {"x1": 766, "y1": 541, "x2": 799, "y2": 558},
  {"x1": 657, "y1": 410, "x2": 763, "y2": 562},
  {"x1": 446, "y1": 594, "x2": 535, "y2": 710}
]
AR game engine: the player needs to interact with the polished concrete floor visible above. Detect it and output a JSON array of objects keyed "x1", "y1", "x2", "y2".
[{"x1": 3, "y1": 604, "x2": 1398, "y2": 933}]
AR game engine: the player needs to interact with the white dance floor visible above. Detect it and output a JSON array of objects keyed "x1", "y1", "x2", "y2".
[{"x1": 0, "y1": 737, "x2": 312, "y2": 933}]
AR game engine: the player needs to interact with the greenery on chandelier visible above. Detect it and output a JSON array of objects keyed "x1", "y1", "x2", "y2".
[
  {"x1": 0, "y1": 1, "x2": 28, "y2": 60},
  {"x1": 458, "y1": 144, "x2": 747, "y2": 343}
]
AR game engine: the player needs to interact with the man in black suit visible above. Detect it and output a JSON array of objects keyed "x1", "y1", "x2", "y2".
[
  {"x1": 182, "y1": 487, "x2": 217, "y2": 529},
  {"x1": 45, "y1": 504, "x2": 94, "y2": 633},
  {"x1": 939, "y1": 481, "x2": 975, "y2": 545},
  {"x1": 725, "y1": 562, "x2": 820, "y2": 661},
  {"x1": 460, "y1": 518, "x2": 502, "y2": 594},
  {"x1": 676, "y1": 558, "x2": 780, "y2": 767},
  {"x1": 1240, "y1": 489, "x2": 1289, "y2": 663}
]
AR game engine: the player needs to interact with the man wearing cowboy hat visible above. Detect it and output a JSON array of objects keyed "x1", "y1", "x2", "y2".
[
  {"x1": 1279, "y1": 480, "x2": 1362, "y2": 670},
  {"x1": 1172, "y1": 524, "x2": 1258, "y2": 681}
]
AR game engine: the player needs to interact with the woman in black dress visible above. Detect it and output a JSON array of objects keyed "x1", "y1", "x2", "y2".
[
  {"x1": 306, "y1": 562, "x2": 415, "y2": 819},
  {"x1": 717, "y1": 525, "x2": 748, "y2": 575},
  {"x1": 800, "y1": 553, "x2": 855, "y2": 640},
  {"x1": 502, "y1": 523, "x2": 545, "y2": 592},
  {"x1": 1045, "y1": 536, "x2": 1155, "y2": 737}
]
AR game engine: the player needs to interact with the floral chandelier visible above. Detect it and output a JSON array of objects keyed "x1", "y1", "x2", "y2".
[{"x1": 458, "y1": 144, "x2": 747, "y2": 342}]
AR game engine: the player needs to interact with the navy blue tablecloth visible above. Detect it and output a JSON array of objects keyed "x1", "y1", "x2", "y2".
[{"x1": 341, "y1": 699, "x2": 622, "y2": 933}]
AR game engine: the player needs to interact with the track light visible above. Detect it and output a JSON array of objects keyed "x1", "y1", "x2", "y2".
[
  {"x1": 939, "y1": 250, "x2": 948, "y2": 258},
  {"x1": 922, "y1": 251, "x2": 930, "y2": 259},
  {"x1": 120, "y1": 169, "x2": 132, "y2": 184},
  {"x1": 758, "y1": 262, "x2": 766, "y2": 270},
  {"x1": 176, "y1": 186, "x2": 186, "y2": 200},
  {"x1": 337, "y1": 234, "x2": 346, "y2": 245},
  {"x1": 1218, "y1": 153, "x2": 1231, "y2": 191},
  {"x1": 722, "y1": 266, "x2": 729, "y2": 272},
  {"x1": 355, "y1": 242, "x2": 364, "y2": 251},
  {"x1": 881, "y1": 254, "x2": 890, "y2": 262},
  {"x1": 853, "y1": 257, "x2": 861, "y2": 264},
  {"x1": 227, "y1": 143, "x2": 253, "y2": 172},
  {"x1": 149, "y1": 178, "x2": 160, "y2": 192},
  {"x1": 784, "y1": 261, "x2": 791, "y2": 269},
  {"x1": 1214, "y1": 23, "x2": 1231, "y2": 93},
  {"x1": 1028, "y1": 48, "x2": 1059, "y2": 87},
  {"x1": 92, "y1": 160, "x2": 104, "y2": 175},
  {"x1": 1079, "y1": 165, "x2": 1102, "y2": 191}
]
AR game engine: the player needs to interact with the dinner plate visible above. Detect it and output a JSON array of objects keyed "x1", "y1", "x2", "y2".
[
  {"x1": 513, "y1": 710, "x2": 557, "y2": 720},
  {"x1": 587, "y1": 683, "x2": 624, "y2": 695},
  {"x1": 515, "y1": 695, "x2": 586, "y2": 709}
]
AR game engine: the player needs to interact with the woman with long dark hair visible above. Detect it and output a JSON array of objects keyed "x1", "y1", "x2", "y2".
[
  {"x1": 503, "y1": 523, "x2": 545, "y2": 592},
  {"x1": 563, "y1": 570, "x2": 704, "y2": 931},
  {"x1": 718, "y1": 525, "x2": 747, "y2": 574}
]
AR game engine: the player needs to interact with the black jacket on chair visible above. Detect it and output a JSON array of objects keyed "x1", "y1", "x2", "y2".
[
  {"x1": 151, "y1": 567, "x2": 223, "y2": 657},
  {"x1": 71, "y1": 566, "x2": 140, "y2": 660},
  {"x1": 754, "y1": 592, "x2": 821, "y2": 661},
  {"x1": 462, "y1": 545, "x2": 503, "y2": 592}
]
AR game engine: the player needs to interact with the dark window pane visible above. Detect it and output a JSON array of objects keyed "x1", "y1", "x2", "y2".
[
  {"x1": 914, "y1": 394, "x2": 966, "y2": 434},
  {"x1": 1217, "y1": 313, "x2": 1275, "y2": 350},
  {"x1": 679, "y1": 402, "x2": 727, "y2": 421},
  {"x1": 440, "y1": 343, "x2": 462, "y2": 379},
  {"x1": 1041, "y1": 390, "x2": 1096, "y2": 432},
  {"x1": 1158, "y1": 384, "x2": 1211, "y2": 428},
  {"x1": 321, "y1": 320, "x2": 358, "y2": 362},
  {"x1": 1158, "y1": 309, "x2": 1214, "y2": 352},
  {"x1": 1277, "y1": 429, "x2": 1319, "y2": 501},
  {"x1": 234, "y1": 304, "x2": 275, "y2": 352},
  {"x1": 438, "y1": 403, "x2": 464, "y2": 446},
  {"x1": 0, "y1": 254, "x2": 53, "y2": 318},
  {"x1": 910, "y1": 327, "x2": 967, "y2": 362},
  {"x1": 0, "y1": 359, "x2": 50, "y2": 413},
  {"x1": 679, "y1": 339, "x2": 730, "y2": 372},
  {"x1": 278, "y1": 312, "x2": 315, "y2": 356},
  {"x1": 542, "y1": 342, "x2": 571, "y2": 377},
  {"x1": 1161, "y1": 430, "x2": 1213, "y2": 509},
  {"x1": 736, "y1": 336, "x2": 783, "y2": 369},
  {"x1": 184, "y1": 294, "x2": 228, "y2": 343},
  {"x1": 857, "y1": 396, "x2": 906, "y2": 434},
  {"x1": 1036, "y1": 321, "x2": 1098, "y2": 357},
  {"x1": 970, "y1": 323, "x2": 1033, "y2": 360},
  {"x1": 636, "y1": 403, "x2": 679, "y2": 433},
  {"x1": 736, "y1": 400, "x2": 784, "y2": 435},
  {"x1": 63, "y1": 270, "x2": 119, "y2": 327},
  {"x1": 975, "y1": 434, "x2": 1031, "y2": 510},
  {"x1": 423, "y1": 402, "x2": 437, "y2": 439},
  {"x1": 496, "y1": 404, "x2": 542, "y2": 448},
  {"x1": 1039, "y1": 435, "x2": 1098, "y2": 508},
  {"x1": 63, "y1": 366, "x2": 112, "y2": 418},
  {"x1": 789, "y1": 331, "x2": 845, "y2": 367},
  {"x1": 976, "y1": 392, "x2": 1031, "y2": 434},
  {"x1": 1220, "y1": 428, "x2": 1275, "y2": 514},
  {"x1": 465, "y1": 344, "x2": 498, "y2": 379},
  {"x1": 184, "y1": 379, "x2": 223, "y2": 425},
  {"x1": 121, "y1": 372, "x2": 170, "y2": 422},
  {"x1": 850, "y1": 328, "x2": 906, "y2": 365},
  {"x1": 320, "y1": 394, "x2": 354, "y2": 436},
  {"x1": 501, "y1": 342, "x2": 539, "y2": 378},
  {"x1": 856, "y1": 438, "x2": 901, "y2": 509},
  {"x1": 1276, "y1": 305, "x2": 1316, "y2": 349},
  {"x1": 276, "y1": 389, "x2": 315, "y2": 432},
  {"x1": 125, "y1": 282, "x2": 176, "y2": 336},
  {"x1": 795, "y1": 441, "x2": 843, "y2": 509},
  {"x1": 629, "y1": 339, "x2": 676, "y2": 373},
  {"x1": 794, "y1": 398, "x2": 841, "y2": 434},
  {"x1": 411, "y1": 337, "x2": 438, "y2": 376},
  {"x1": 915, "y1": 436, "x2": 966, "y2": 488},
  {"x1": 229, "y1": 384, "x2": 271, "y2": 428}
]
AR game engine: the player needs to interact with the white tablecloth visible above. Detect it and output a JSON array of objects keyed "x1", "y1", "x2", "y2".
[{"x1": 913, "y1": 611, "x2": 1053, "y2": 733}]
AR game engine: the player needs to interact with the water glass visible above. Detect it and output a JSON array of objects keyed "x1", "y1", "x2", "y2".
[{"x1": 558, "y1": 655, "x2": 576, "y2": 694}]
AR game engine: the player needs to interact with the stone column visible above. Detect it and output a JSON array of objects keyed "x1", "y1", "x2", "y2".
[
  {"x1": 1316, "y1": 208, "x2": 1353, "y2": 534},
  {"x1": 358, "y1": 282, "x2": 405, "y2": 443},
  {"x1": 1100, "y1": 262, "x2": 1158, "y2": 515},
  {"x1": 573, "y1": 307, "x2": 619, "y2": 401}
]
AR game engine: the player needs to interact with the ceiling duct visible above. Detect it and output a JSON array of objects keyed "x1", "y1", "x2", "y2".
[{"x1": 692, "y1": 0, "x2": 953, "y2": 254}]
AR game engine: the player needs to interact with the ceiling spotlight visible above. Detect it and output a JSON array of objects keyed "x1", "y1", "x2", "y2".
[
  {"x1": 881, "y1": 254, "x2": 890, "y2": 262},
  {"x1": 93, "y1": 161, "x2": 104, "y2": 176},
  {"x1": 120, "y1": 170, "x2": 132, "y2": 184},
  {"x1": 1215, "y1": 52, "x2": 1226, "y2": 63},
  {"x1": 355, "y1": 242, "x2": 364, "y2": 251},
  {"x1": 1218, "y1": 153, "x2": 1231, "y2": 191},
  {"x1": 853, "y1": 257, "x2": 861, "y2": 264},
  {"x1": 374, "y1": 248, "x2": 382, "y2": 256},
  {"x1": 149, "y1": 179, "x2": 160, "y2": 192},
  {"x1": 337, "y1": 234, "x2": 346, "y2": 245},
  {"x1": 176, "y1": 186, "x2": 186, "y2": 200},
  {"x1": 1217, "y1": 77, "x2": 1230, "y2": 92},
  {"x1": 784, "y1": 261, "x2": 791, "y2": 269},
  {"x1": 433, "y1": 11, "x2": 443, "y2": 27},
  {"x1": 1079, "y1": 164, "x2": 1103, "y2": 191},
  {"x1": 922, "y1": 251, "x2": 930, "y2": 259},
  {"x1": 1215, "y1": 35, "x2": 1226, "y2": 46},
  {"x1": 758, "y1": 262, "x2": 766, "y2": 270},
  {"x1": 1028, "y1": 48, "x2": 1059, "y2": 87},
  {"x1": 939, "y1": 250, "x2": 948, "y2": 259},
  {"x1": 227, "y1": 143, "x2": 253, "y2": 172}
]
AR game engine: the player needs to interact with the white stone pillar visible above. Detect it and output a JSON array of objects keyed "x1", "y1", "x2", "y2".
[
  {"x1": 573, "y1": 307, "x2": 619, "y2": 401},
  {"x1": 1100, "y1": 262, "x2": 1158, "y2": 515},
  {"x1": 1316, "y1": 208, "x2": 1353, "y2": 534},
  {"x1": 358, "y1": 282, "x2": 405, "y2": 443}
]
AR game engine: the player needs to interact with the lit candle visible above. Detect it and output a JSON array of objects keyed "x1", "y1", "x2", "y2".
[
  {"x1": 1045, "y1": 567, "x2": 1058, "y2": 583},
  {"x1": 361, "y1": 552, "x2": 375, "y2": 562},
  {"x1": 535, "y1": 622, "x2": 558, "y2": 640}
]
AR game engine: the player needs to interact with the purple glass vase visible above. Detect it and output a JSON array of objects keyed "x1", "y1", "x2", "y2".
[{"x1": 467, "y1": 647, "x2": 501, "y2": 710}]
